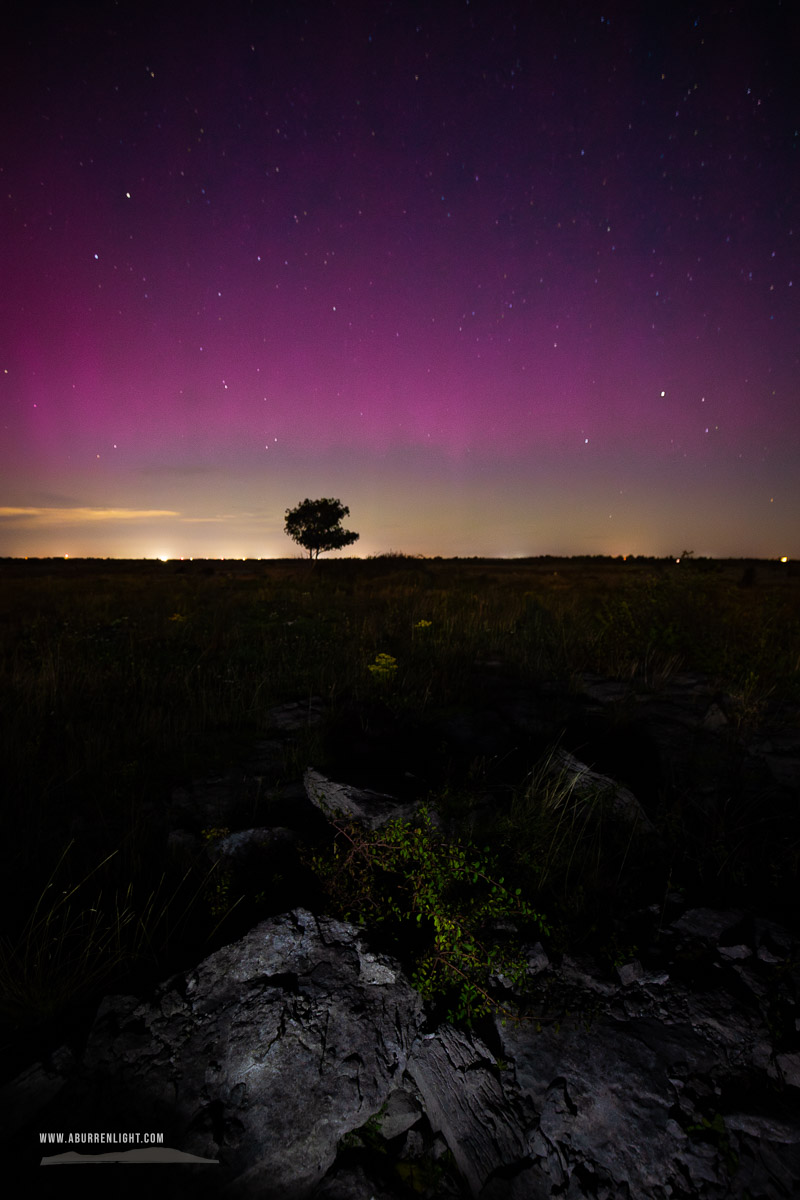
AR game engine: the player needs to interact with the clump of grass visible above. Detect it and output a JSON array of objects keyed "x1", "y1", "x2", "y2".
[
  {"x1": 0, "y1": 840, "x2": 226, "y2": 1028},
  {"x1": 0, "y1": 843, "x2": 133, "y2": 1025},
  {"x1": 495, "y1": 746, "x2": 655, "y2": 931}
]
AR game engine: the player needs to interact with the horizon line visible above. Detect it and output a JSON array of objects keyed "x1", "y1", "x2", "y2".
[{"x1": 1, "y1": 554, "x2": 793, "y2": 564}]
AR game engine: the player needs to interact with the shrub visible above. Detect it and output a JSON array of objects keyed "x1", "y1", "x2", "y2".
[{"x1": 309, "y1": 804, "x2": 549, "y2": 1024}]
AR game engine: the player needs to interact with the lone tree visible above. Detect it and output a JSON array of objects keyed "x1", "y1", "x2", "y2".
[{"x1": 284, "y1": 497, "x2": 359, "y2": 560}]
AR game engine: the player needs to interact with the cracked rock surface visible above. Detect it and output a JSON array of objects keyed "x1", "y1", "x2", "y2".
[
  {"x1": 6, "y1": 665, "x2": 800, "y2": 1198},
  {"x1": 9, "y1": 901, "x2": 799, "y2": 1199},
  {"x1": 30, "y1": 911, "x2": 425, "y2": 1198}
]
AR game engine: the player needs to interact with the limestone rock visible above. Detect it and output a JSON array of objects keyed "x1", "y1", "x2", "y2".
[
  {"x1": 406, "y1": 1025, "x2": 533, "y2": 1197},
  {"x1": 311, "y1": 1163, "x2": 404, "y2": 1199},
  {"x1": 267, "y1": 697, "x2": 326, "y2": 732},
  {"x1": 61, "y1": 910, "x2": 426, "y2": 1198},
  {"x1": 304, "y1": 769, "x2": 419, "y2": 829},
  {"x1": 702, "y1": 701, "x2": 729, "y2": 730},
  {"x1": 549, "y1": 750, "x2": 657, "y2": 834},
  {"x1": 8, "y1": 900, "x2": 800, "y2": 1199},
  {"x1": 672, "y1": 907, "x2": 744, "y2": 942},
  {"x1": 377, "y1": 1088, "x2": 423, "y2": 1140}
]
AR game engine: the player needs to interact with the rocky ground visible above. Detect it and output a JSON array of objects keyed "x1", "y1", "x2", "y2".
[{"x1": 3, "y1": 667, "x2": 799, "y2": 1197}]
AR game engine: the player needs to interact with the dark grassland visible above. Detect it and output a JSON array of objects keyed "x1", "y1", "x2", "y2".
[{"x1": 1, "y1": 555, "x2": 798, "y2": 1052}]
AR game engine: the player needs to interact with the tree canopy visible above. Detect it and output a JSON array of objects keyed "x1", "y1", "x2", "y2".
[{"x1": 284, "y1": 497, "x2": 360, "y2": 559}]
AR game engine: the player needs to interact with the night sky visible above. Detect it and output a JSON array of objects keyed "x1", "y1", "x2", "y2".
[{"x1": 2, "y1": 0, "x2": 798, "y2": 559}]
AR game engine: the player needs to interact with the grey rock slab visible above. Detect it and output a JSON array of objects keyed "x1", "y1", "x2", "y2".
[
  {"x1": 523, "y1": 941, "x2": 550, "y2": 976},
  {"x1": 492, "y1": 943, "x2": 800, "y2": 1199},
  {"x1": 577, "y1": 676, "x2": 634, "y2": 705},
  {"x1": 498, "y1": 1013, "x2": 719, "y2": 1196},
  {"x1": 718, "y1": 944, "x2": 752, "y2": 960},
  {"x1": 405, "y1": 1025, "x2": 534, "y2": 1197},
  {"x1": 305, "y1": 769, "x2": 419, "y2": 830},
  {"x1": 214, "y1": 825, "x2": 293, "y2": 854},
  {"x1": 726, "y1": 1110, "x2": 800, "y2": 1144},
  {"x1": 616, "y1": 958, "x2": 645, "y2": 986},
  {"x1": 61, "y1": 910, "x2": 426, "y2": 1198},
  {"x1": 169, "y1": 772, "x2": 271, "y2": 830},
  {"x1": 752, "y1": 915, "x2": 798, "y2": 956},
  {"x1": 549, "y1": 750, "x2": 657, "y2": 834},
  {"x1": 311, "y1": 1163, "x2": 405, "y2": 1200},
  {"x1": 702, "y1": 702, "x2": 729, "y2": 730},
  {"x1": 378, "y1": 1088, "x2": 423, "y2": 1140},
  {"x1": 267, "y1": 697, "x2": 326, "y2": 732},
  {"x1": 774, "y1": 1050, "x2": 800, "y2": 1088},
  {"x1": 559, "y1": 954, "x2": 619, "y2": 996},
  {"x1": 206, "y1": 825, "x2": 297, "y2": 867},
  {"x1": 671, "y1": 907, "x2": 745, "y2": 943}
]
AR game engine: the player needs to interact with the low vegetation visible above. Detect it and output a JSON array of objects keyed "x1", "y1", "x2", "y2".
[
  {"x1": 1, "y1": 554, "x2": 798, "y2": 1040},
  {"x1": 308, "y1": 802, "x2": 550, "y2": 1025}
]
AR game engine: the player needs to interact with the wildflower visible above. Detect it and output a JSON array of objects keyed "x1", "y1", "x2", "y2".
[{"x1": 368, "y1": 653, "x2": 398, "y2": 682}]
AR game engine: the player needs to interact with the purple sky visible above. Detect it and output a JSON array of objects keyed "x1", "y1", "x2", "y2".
[{"x1": 2, "y1": 0, "x2": 798, "y2": 558}]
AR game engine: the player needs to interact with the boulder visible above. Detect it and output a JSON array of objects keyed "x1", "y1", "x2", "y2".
[
  {"x1": 491, "y1": 954, "x2": 800, "y2": 1198},
  {"x1": 405, "y1": 1025, "x2": 533, "y2": 1197},
  {"x1": 304, "y1": 769, "x2": 419, "y2": 830},
  {"x1": 53, "y1": 910, "x2": 426, "y2": 1197},
  {"x1": 7, "y1": 899, "x2": 800, "y2": 1199},
  {"x1": 549, "y1": 749, "x2": 657, "y2": 834},
  {"x1": 393, "y1": 897, "x2": 799, "y2": 1199},
  {"x1": 267, "y1": 697, "x2": 326, "y2": 732},
  {"x1": 7, "y1": 709, "x2": 800, "y2": 1199}
]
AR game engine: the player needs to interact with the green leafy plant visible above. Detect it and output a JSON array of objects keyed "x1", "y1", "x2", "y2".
[
  {"x1": 395, "y1": 1155, "x2": 449, "y2": 1194},
  {"x1": 686, "y1": 1112, "x2": 739, "y2": 1178},
  {"x1": 4, "y1": 557, "x2": 798, "y2": 1044},
  {"x1": 337, "y1": 1102, "x2": 390, "y2": 1155},
  {"x1": 309, "y1": 804, "x2": 549, "y2": 1024},
  {"x1": 728, "y1": 669, "x2": 775, "y2": 732}
]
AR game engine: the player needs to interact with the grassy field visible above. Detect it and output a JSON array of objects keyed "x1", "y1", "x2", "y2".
[{"x1": 1, "y1": 554, "x2": 798, "y2": 1042}]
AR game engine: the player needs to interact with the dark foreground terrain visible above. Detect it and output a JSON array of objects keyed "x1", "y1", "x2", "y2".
[{"x1": 1, "y1": 556, "x2": 798, "y2": 1196}]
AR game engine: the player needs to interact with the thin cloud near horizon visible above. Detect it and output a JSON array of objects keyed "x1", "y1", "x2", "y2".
[{"x1": 0, "y1": 506, "x2": 181, "y2": 523}]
